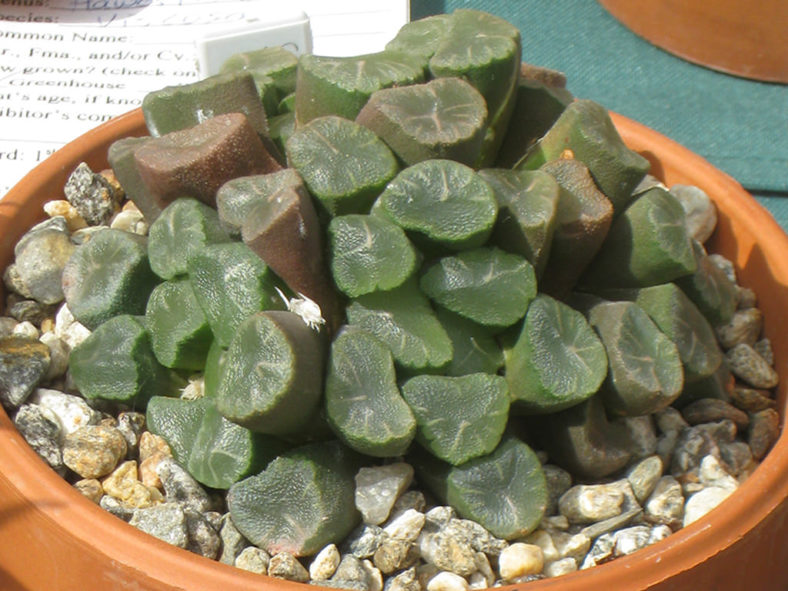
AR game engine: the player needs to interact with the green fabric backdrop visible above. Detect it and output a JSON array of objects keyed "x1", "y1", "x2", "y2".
[{"x1": 411, "y1": 0, "x2": 788, "y2": 230}]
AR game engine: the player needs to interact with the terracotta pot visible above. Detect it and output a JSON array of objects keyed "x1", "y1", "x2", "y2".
[{"x1": 0, "y1": 109, "x2": 786, "y2": 591}]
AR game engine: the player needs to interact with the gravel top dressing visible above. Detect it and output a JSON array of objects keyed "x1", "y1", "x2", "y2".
[{"x1": 0, "y1": 9, "x2": 781, "y2": 590}]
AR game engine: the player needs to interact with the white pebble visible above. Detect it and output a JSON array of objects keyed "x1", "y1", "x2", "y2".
[
  {"x1": 54, "y1": 304, "x2": 91, "y2": 349},
  {"x1": 27, "y1": 387, "x2": 99, "y2": 440},
  {"x1": 498, "y1": 543, "x2": 544, "y2": 581},
  {"x1": 110, "y1": 209, "x2": 148, "y2": 235},
  {"x1": 309, "y1": 544, "x2": 340, "y2": 581},
  {"x1": 355, "y1": 462, "x2": 414, "y2": 525},
  {"x1": 544, "y1": 557, "x2": 577, "y2": 578},
  {"x1": 426, "y1": 571, "x2": 469, "y2": 591},
  {"x1": 559, "y1": 484, "x2": 624, "y2": 523},
  {"x1": 384, "y1": 508, "x2": 425, "y2": 542},
  {"x1": 683, "y1": 487, "x2": 733, "y2": 527},
  {"x1": 12, "y1": 321, "x2": 39, "y2": 339},
  {"x1": 699, "y1": 455, "x2": 739, "y2": 491}
]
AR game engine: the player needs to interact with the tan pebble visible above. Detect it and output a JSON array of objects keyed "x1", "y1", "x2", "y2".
[
  {"x1": 99, "y1": 169, "x2": 125, "y2": 197},
  {"x1": 748, "y1": 408, "x2": 780, "y2": 460},
  {"x1": 40, "y1": 318, "x2": 55, "y2": 334},
  {"x1": 426, "y1": 571, "x2": 469, "y2": 591},
  {"x1": 102, "y1": 459, "x2": 162, "y2": 508},
  {"x1": 498, "y1": 543, "x2": 544, "y2": 581},
  {"x1": 268, "y1": 552, "x2": 309, "y2": 582},
  {"x1": 235, "y1": 546, "x2": 270, "y2": 575},
  {"x1": 309, "y1": 543, "x2": 340, "y2": 581},
  {"x1": 139, "y1": 431, "x2": 172, "y2": 461},
  {"x1": 100, "y1": 417, "x2": 118, "y2": 428},
  {"x1": 544, "y1": 557, "x2": 577, "y2": 578},
  {"x1": 73, "y1": 479, "x2": 103, "y2": 503},
  {"x1": 139, "y1": 451, "x2": 169, "y2": 489},
  {"x1": 62, "y1": 425, "x2": 127, "y2": 479},
  {"x1": 43, "y1": 200, "x2": 88, "y2": 232}
]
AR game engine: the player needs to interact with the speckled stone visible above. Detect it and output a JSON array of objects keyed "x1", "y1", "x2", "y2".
[
  {"x1": 235, "y1": 546, "x2": 270, "y2": 574},
  {"x1": 129, "y1": 502, "x2": 189, "y2": 548},
  {"x1": 725, "y1": 344, "x2": 779, "y2": 389},
  {"x1": 101, "y1": 460, "x2": 163, "y2": 508},
  {"x1": 669, "y1": 184, "x2": 717, "y2": 243},
  {"x1": 310, "y1": 544, "x2": 341, "y2": 581},
  {"x1": 729, "y1": 386, "x2": 776, "y2": 412},
  {"x1": 13, "y1": 403, "x2": 64, "y2": 472},
  {"x1": 558, "y1": 484, "x2": 624, "y2": 524},
  {"x1": 385, "y1": 566, "x2": 421, "y2": 591},
  {"x1": 753, "y1": 338, "x2": 774, "y2": 365},
  {"x1": 681, "y1": 398, "x2": 749, "y2": 430},
  {"x1": 62, "y1": 424, "x2": 128, "y2": 479},
  {"x1": 184, "y1": 506, "x2": 220, "y2": 559},
  {"x1": 716, "y1": 308, "x2": 762, "y2": 349},
  {"x1": 100, "y1": 494, "x2": 136, "y2": 521},
  {"x1": 0, "y1": 336, "x2": 51, "y2": 409},
  {"x1": 418, "y1": 522, "x2": 478, "y2": 577},
  {"x1": 4, "y1": 217, "x2": 75, "y2": 304},
  {"x1": 331, "y1": 554, "x2": 381, "y2": 591},
  {"x1": 748, "y1": 408, "x2": 780, "y2": 460},
  {"x1": 644, "y1": 476, "x2": 684, "y2": 529},
  {"x1": 670, "y1": 424, "x2": 722, "y2": 480},
  {"x1": 73, "y1": 478, "x2": 103, "y2": 503},
  {"x1": 344, "y1": 524, "x2": 387, "y2": 559},
  {"x1": 64, "y1": 162, "x2": 123, "y2": 226},
  {"x1": 374, "y1": 538, "x2": 418, "y2": 574},
  {"x1": 444, "y1": 518, "x2": 507, "y2": 557},
  {"x1": 219, "y1": 514, "x2": 249, "y2": 565},
  {"x1": 356, "y1": 463, "x2": 415, "y2": 525},
  {"x1": 28, "y1": 387, "x2": 98, "y2": 438},
  {"x1": 498, "y1": 543, "x2": 544, "y2": 581},
  {"x1": 268, "y1": 552, "x2": 309, "y2": 582},
  {"x1": 156, "y1": 456, "x2": 211, "y2": 512},
  {"x1": 7, "y1": 299, "x2": 54, "y2": 326},
  {"x1": 654, "y1": 407, "x2": 689, "y2": 434}
]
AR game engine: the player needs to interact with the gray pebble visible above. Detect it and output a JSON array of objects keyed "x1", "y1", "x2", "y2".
[
  {"x1": 8, "y1": 299, "x2": 54, "y2": 325},
  {"x1": 718, "y1": 441, "x2": 755, "y2": 477},
  {"x1": 655, "y1": 429, "x2": 680, "y2": 467},
  {"x1": 580, "y1": 533, "x2": 615, "y2": 569},
  {"x1": 615, "y1": 415, "x2": 657, "y2": 458},
  {"x1": 390, "y1": 490, "x2": 427, "y2": 519},
  {"x1": 0, "y1": 336, "x2": 51, "y2": 409},
  {"x1": 268, "y1": 551, "x2": 309, "y2": 582},
  {"x1": 219, "y1": 514, "x2": 249, "y2": 565},
  {"x1": 184, "y1": 506, "x2": 221, "y2": 559},
  {"x1": 356, "y1": 463, "x2": 414, "y2": 525},
  {"x1": 546, "y1": 530, "x2": 591, "y2": 562},
  {"x1": 725, "y1": 343, "x2": 779, "y2": 389},
  {"x1": 156, "y1": 456, "x2": 212, "y2": 512},
  {"x1": 542, "y1": 464, "x2": 572, "y2": 515},
  {"x1": 627, "y1": 455, "x2": 664, "y2": 503},
  {"x1": 6, "y1": 217, "x2": 75, "y2": 304},
  {"x1": 670, "y1": 424, "x2": 721, "y2": 480},
  {"x1": 203, "y1": 510, "x2": 223, "y2": 532},
  {"x1": 423, "y1": 506, "x2": 456, "y2": 530},
  {"x1": 235, "y1": 546, "x2": 270, "y2": 575},
  {"x1": 748, "y1": 408, "x2": 780, "y2": 460},
  {"x1": 129, "y1": 502, "x2": 189, "y2": 548},
  {"x1": 343, "y1": 524, "x2": 387, "y2": 559},
  {"x1": 558, "y1": 484, "x2": 624, "y2": 524},
  {"x1": 0, "y1": 317, "x2": 17, "y2": 337},
  {"x1": 681, "y1": 398, "x2": 749, "y2": 430},
  {"x1": 332, "y1": 554, "x2": 375, "y2": 590},
  {"x1": 383, "y1": 508, "x2": 425, "y2": 543},
  {"x1": 63, "y1": 424, "x2": 127, "y2": 479},
  {"x1": 753, "y1": 338, "x2": 774, "y2": 366},
  {"x1": 99, "y1": 494, "x2": 136, "y2": 521},
  {"x1": 13, "y1": 403, "x2": 64, "y2": 473},
  {"x1": 654, "y1": 407, "x2": 689, "y2": 434},
  {"x1": 716, "y1": 309, "x2": 762, "y2": 349},
  {"x1": 444, "y1": 518, "x2": 507, "y2": 556},
  {"x1": 543, "y1": 557, "x2": 577, "y2": 578},
  {"x1": 579, "y1": 507, "x2": 643, "y2": 541},
  {"x1": 669, "y1": 184, "x2": 717, "y2": 243},
  {"x1": 64, "y1": 162, "x2": 123, "y2": 226},
  {"x1": 644, "y1": 476, "x2": 684, "y2": 529},
  {"x1": 729, "y1": 386, "x2": 776, "y2": 412}
]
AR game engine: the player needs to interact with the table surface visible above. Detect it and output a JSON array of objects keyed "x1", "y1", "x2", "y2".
[{"x1": 411, "y1": 0, "x2": 788, "y2": 231}]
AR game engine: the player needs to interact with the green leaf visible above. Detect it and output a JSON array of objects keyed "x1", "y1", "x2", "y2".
[
  {"x1": 402, "y1": 373, "x2": 509, "y2": 465},
  {"x1": 325, "y1": 327, "x2": 416, "y2": 457},
  {"x1": 419, "y1": 247, "x2": 536, "y2": 329},
  {"x1": 435, "y1": 308, "x2": 504, "y2": 376}
]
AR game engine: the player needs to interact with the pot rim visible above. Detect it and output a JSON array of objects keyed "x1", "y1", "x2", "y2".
[{"x1": 0, "y1": 108, "x2": 786, "y2": 591}]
